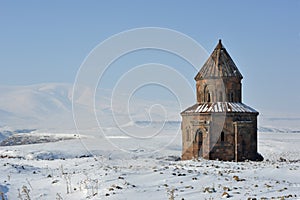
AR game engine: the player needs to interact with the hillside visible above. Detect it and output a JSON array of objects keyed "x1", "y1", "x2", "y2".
[{"x1": 0, "y1": 83, "x2": 299, "y2": 133}]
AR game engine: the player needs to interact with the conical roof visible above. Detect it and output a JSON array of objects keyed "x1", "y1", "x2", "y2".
[{"x1": 195, "y1": 40, "x2": 243, "y2": 80}]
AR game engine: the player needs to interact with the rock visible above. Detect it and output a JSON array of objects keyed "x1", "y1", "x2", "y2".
[
  {"x1": 222, "y1": 192, "x2": 230, "y2": 198},
  {"x1": 233, "y1": 175, "x2": 245, "y2": 181},
  {"x1": 203, "y1": 187, "x2": 216, "y2": 193}
]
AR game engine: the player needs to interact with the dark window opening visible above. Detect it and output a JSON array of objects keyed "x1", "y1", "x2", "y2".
[
  {"x1": 221, "y1": 131, "x2": 225, "y2": 142},
  {"x1": 195, "y1": 129, "x2": 203, "y2": 147},
  {"x1": 204, "y1": 85, "x2": 211, "y2": 103},
  {"x1": 229, "y1": 92, "x2": 234, "y2": 102},
  {"x1": 207, "y1": 92, "x2": 211, "y2": 102}
]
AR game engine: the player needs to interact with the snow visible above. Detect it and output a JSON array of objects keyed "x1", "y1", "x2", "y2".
[
  {"x1": 0, "y1": 84, "x2": 74, "y2": 129},
  {"x1": 185, "y1": 102, "x2": 258, "y2": 113},
  {"x1": 0, "y1": 127, "x2": 299, "y2": 199},
  {"x1": 0, "y1": 83, "x2": 299, "y2": 199}
]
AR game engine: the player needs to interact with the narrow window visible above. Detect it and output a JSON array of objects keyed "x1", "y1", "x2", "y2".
[
  {"x1": 207, "y1": 92, "x2": 211, "y2": 102},
  {"x1": 237, "y1": 90, "x2": 241, "y2": 102},
  {"x1": 221, "y1": 131, "x2": 225, "y2": 142},
  {"x1": 230, "y1": 92, "x2": 234, "y2": 102}
]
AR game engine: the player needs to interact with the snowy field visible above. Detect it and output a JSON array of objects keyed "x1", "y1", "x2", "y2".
[
  {"x1": 0, "y1": 128, "x2": 300, "y2": 200},
  {"x1": 0, "y1": 84, "x2": 299, "y2": 199}
]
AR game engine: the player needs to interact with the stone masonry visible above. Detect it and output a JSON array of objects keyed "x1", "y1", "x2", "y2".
[{"x1": 181, "y1": 40, "x2": 263, "y2": 161}]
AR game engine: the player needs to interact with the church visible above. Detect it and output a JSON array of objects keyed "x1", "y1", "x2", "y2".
[{"x1": 181, "y1": 40, "x2": 263, "y2": 162}]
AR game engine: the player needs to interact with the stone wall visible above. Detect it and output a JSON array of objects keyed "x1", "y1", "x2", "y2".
[
  {"x1": 196, "y1": 77, "x2": 242, "y2": 103},
  {"x1": 181, "y1": 112, "x2": 260, "y2": 161}
]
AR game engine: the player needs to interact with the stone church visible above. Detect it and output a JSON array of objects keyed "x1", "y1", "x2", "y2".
[{"x1": 181, "y1": 40, "x2": 263, "y2": 161}]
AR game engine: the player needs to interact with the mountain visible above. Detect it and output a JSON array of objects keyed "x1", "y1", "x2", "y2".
[
  {"x1": 0, "y1": 83, "x2": 181, "y2": 131},
  {"x1": 0, "y1": 83, "x2": 75, "y2": 129},
  {"x1": 0, "y1": 83, "x2": 299, "y2": 133}
]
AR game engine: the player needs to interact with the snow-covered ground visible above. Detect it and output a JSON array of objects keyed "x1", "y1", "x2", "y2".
[{"x1": 0, "y1": 127, "x2": 299, "y2": 200}]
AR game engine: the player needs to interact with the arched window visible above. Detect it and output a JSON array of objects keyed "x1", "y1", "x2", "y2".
[
  {"x1": 204, "y1": 85, "x2": 211, "y2": 103},
  {"x1": 207, "y1": 92, "x2": 211, "y2": 102},
  {"x1": 228, "y1": 91, "x2": 234, "y2": 102},
  {"x1": 237, "y1": 90, "x2": 241, "y2": 101},
  {"x1": 230, "y1": 92, "x2": 234, "y2": 102},
  {"x1": 221, "y1": 131, "x2": 225, "y2": 142}
]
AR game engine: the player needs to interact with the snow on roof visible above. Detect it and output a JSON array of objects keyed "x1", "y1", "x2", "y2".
[{"x1": 182, "y1": 102, "x2": 258, "y2": 114}]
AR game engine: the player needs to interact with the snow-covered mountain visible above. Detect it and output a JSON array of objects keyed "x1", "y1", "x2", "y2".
[
  {"x1": 0, "y1": 83, "x2": 299, "y2": 133},
  {"x1": 0, "y1": 83, "x2": 181, "y2": 131},
  {"x1": 0, "y1": 83, "x2": 74, "y2": 129}
]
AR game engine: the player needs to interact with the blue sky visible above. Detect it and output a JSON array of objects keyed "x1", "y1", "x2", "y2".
[{"x1": 0, "y1": 1, "x2": 300, "y2": 115}]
